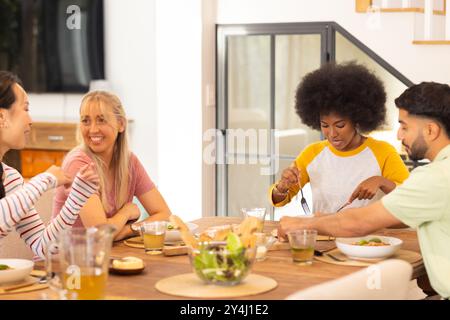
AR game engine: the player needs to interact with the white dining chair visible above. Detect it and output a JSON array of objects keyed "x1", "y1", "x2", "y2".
[
  {"x1": 0, "y1": 189, "x2": 54, "y2": 259},
  {"x1": 286, "y1": 259, "x2": 413, "y2": 300}
]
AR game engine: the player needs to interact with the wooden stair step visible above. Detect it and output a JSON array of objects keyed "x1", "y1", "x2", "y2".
[
  {"x1": 379, "y1": 8, "x2": 446, "y2": 15},
  {"x1": 355, "y1": 0, "x2": 446, "y2": 16},
  {"x1": 412, "y1": 40, "x2": 450, "y2": 45}
]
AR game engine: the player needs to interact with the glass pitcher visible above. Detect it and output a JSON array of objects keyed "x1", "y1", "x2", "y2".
[{"x1": 45, "y1": 224, "x2": 116, "y2": 300}]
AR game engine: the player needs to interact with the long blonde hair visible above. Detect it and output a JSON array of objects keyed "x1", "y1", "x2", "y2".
[{"x1": 76, "y1": 91, "x2": 130, "y2": 212}]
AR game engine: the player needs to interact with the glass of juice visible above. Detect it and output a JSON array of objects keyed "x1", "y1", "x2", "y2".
[
  {"x1": 287, "y1": 230, "x2": 317, "y2": 265},
  {"x1": 62, "y1": 267, "x2": 108, "y2": 300},
  {"x1": 141, "y1": 221, "x2": 167, "y2": 255},
  {"x1": 45, "y1": 225, "x2": 116, "y2": 300}
]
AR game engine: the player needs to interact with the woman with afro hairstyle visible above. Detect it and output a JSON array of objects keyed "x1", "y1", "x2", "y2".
[{"x1": 269, "y1": 62, "x2": 409, "y2": 214}]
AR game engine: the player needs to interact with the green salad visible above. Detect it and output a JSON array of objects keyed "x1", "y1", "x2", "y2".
[
  {"x1": 354, "y1": 237, "x2": 389, "y2": 246},
  {"x1": 191, "y1": 233, "x2": 254, "y2": 285},
  {"x1": 0, "y1": 264, "x2": 12, "y2": 270},
  {"x1": 166, "y1": 223, "x2": 175, "y2": 230}
]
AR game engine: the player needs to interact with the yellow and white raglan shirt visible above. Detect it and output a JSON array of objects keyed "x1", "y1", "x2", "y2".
[{"x1": 269, "y1": 137, "x2": 409, "y2": 213}]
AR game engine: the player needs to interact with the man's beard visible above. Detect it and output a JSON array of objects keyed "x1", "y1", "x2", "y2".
[{"x1": 404, "y1": 133, "x2": 428, "y2": 161}]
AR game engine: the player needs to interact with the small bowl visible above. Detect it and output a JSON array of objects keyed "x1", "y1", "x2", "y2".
[
  {"x1": 254, "y1": 232, "x2": 276, "y2": 262},
  {"x1": 335, "y1": 235, "x2": 403, "y2": 260},
  {"x1": 188, "y1": 241, "x2": 256, "y2": 286},
  {"x1": 0, "y1": 259, "x2": 34, "y2": 284},
  {"x1": 109, "y1": 257, "x2": 145, "y2": 275}
]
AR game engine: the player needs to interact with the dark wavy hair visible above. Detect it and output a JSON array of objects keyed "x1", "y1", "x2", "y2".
[
  {"x1": 0, "y1": 71, "x2": 22, "y2": 111},
  {"x1": 395, "y1": 82, "x2": 450, "y2": 137},
  {"x1": 295, "y1": 62, "x2": 387, "y2": 133},
  {"x1": 0, "y1": 71, "x2": 22, "y2": 199}
]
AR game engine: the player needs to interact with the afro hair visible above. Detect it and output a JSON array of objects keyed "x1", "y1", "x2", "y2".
[{"x1": 295, "y1": 62, "x2": 387, "y2": 133}]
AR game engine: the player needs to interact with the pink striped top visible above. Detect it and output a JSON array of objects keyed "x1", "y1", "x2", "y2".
[{"x1": 0, "y1": 163, "x2": 97, "y2": 260}]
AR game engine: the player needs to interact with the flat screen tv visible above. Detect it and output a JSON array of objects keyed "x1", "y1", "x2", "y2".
[{"x1": 0, "y1": 0, "x2": 104, "y2": 93}]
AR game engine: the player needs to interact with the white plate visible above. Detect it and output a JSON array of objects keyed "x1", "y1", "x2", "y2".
[
  {"x1": 335, "y1": 235, "x2": 403, "y2": 260},
  {"x1": 165, "y1": 222, "x2": 199, "y2": 242},
  {"x1": 0, "y1": 259, "x2": 34, "y2": 284}
]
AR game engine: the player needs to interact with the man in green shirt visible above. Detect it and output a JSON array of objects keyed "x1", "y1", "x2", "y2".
[{"x1": 279, "y1": 82, "x2": 450, "y2": 299}]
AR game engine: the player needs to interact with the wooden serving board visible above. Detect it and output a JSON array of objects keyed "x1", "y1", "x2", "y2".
[{"x1": 123, "y1": 237, "x2": 188, "y2": 256}]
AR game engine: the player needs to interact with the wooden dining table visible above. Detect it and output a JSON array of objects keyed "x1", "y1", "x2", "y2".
[{"x1": 1, "y1": 217, "x2": 426, "y2": 300}]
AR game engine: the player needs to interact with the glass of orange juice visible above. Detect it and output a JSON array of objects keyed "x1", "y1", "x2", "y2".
[{"x1": 141, "y1": 221, "x2": 167, "y2": 255}]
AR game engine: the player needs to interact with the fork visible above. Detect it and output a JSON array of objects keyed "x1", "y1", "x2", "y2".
[
  {"x1": 299, "y1": 188, "x2": 311, "y2": 215},
  {"x1": 295, "y1": 176, "x2": 311, "y2": 215}
]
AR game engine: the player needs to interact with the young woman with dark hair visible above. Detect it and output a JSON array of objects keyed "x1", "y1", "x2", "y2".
[{"x1": 0, "y1": 71, "x2": 99, "y2": 259}]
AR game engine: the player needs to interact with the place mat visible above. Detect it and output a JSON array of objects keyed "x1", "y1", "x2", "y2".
[
  {"x1": 0, "y1": 275, "x2": 48, "y2": 295},
  {"x1": 155, "y1": 273, "x2": 278, "y2": 298},
  {"x1": 314, "y1": 248, "x2": 422, "y2": 267},
  {"x1": 124, "y1": 239, "x2": 144, "y2": 249}
]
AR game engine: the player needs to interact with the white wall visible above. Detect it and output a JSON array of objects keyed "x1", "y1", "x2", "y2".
[
  {"x1": 28, "y1": 0, "x2": 205, "y2": 222},
  {"x1": 105, "y1": 0, "x2": 204, "y2": 221},
  {"x1": 155, "y1": 0, "x2": 203, "y2": 221},
  {"x1": 202, "y1": 0, "x2": 218, "y2": 217},
  {"x1": 216, "y1": 0, "x2": 450, "y2": 84},
  {"x1": 104, "y1": 0, "x2": 158, "y2": 181},
  {"x1": 28, "y1": 93, "x2": 82, "y2": 121}
]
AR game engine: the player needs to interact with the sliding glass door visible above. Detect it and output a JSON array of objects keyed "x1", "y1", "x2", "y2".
[{"x1": 217, "y1": 24, "x2": 327, "y2": 218}]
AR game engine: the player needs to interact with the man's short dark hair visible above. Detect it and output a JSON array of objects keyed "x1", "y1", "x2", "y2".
[{"x1": 395, "y1": 82, "x2": 450, "y2": 137}]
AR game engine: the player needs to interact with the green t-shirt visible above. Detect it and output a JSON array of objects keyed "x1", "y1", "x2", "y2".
[{"x1": 382, "y1": 144, "x2": 450, "y2": 298}]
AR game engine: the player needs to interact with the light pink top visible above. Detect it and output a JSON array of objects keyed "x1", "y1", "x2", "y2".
[{"x1": 52, "y1": 148, "x2": 155, "y2": 227}]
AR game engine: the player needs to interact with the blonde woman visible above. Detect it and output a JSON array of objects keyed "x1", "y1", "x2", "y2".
[{"x1": 52, "y1": 91, "x2": 171, "y2": 240}]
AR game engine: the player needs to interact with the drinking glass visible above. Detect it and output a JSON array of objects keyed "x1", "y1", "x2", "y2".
[
  {"x1": 141, "y1": 221, "x2": 167, "y2": 255},
  {"x1": 287, "y1": 230, "x2": 317, "y2": 265},
  {"x1": 45, "y1": 225, "x2": 116, "y2": 300},
  {"x1": 241, "y1": 208, "x2": 267, "y2": 232}
]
